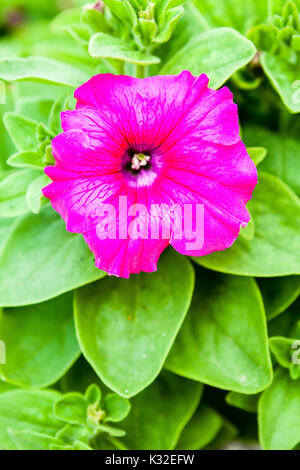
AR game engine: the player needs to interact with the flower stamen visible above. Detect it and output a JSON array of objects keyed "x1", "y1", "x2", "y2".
[{"x1": 131, "y1": 153, "x2": 151, "y2": 171}]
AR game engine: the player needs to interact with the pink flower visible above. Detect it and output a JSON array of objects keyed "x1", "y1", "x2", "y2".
[{"x1": 43, "y1": 71, "x2": 257, "y2": 278}]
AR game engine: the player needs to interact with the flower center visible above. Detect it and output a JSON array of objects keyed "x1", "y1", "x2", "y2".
[
  {"x1": 131, "y1": 153, "x2": 151, "y2": 171},
  {"x1": 122, "y1": 147, "x2": 163, "y2": 188}
]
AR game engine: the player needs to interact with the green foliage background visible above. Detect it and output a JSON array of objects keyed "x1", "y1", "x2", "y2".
[{"x1": 0, "y1": 0, "x2": 299, "y2": 451}]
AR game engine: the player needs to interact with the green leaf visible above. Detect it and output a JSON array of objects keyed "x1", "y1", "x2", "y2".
[
  {"x1": 4, "y1": 113, "x2": 38, "y2": 151},
  {"x1": 259, "y1": 369, "x2": 300, "y2": 450},
  {"x1": 73, "y1": 440, "x2": 93, "y2": 450},
  {"x1": 83, "y1": 8, "x2": 111, "y2": 34},
  {"x1": 239, "y1": 212, "x2": 255, "y2": 241},
  {"x1": 26, "y1": 174, "x2": 50, "y2": 214},
  {"x1": 160, "y1": 27, "x2": 256, "y2": 89},
  {"x1": 74, "y1": 249, "x2": 194, "y2": 397},
  {"x1": 9, "y1": 430, "x2": 61, "y2": 451},
  {"x1": 89, "y1": 33, "x2": 160, "y2": 64},
  {"x1": 176, "y1": 404, "x2": 223, "y2": 450},
  {"x1": 244, "y1": 126, "x2": 300, "y2": 197},
  {"x1": 102, "y1": 0, "x2": 137, "y2": 30},
  {"x1": 0, "y1": 379, "x2": 17, "y2": 394},
  {"x1": 258, "y1": 276, "x2": 300, "y2": 320},
  {"x1": 150, "y1": 2, "x2": 208, "y2": 75},
  {"x1": 166, "y1": 269, "x2": 273, "y2": 393},
  {"x1": 247, "y1": 146, "x2": 267, "y2": 166},
  {"x1": 55, "y1": 423, "x2": 93, "y2": 445},
  {"x1": 54, "y1": 393, "x2": 88, "y2": 425},
  {"x1": 84, "y1": 384, "x2": 101, "y2": 404},
  {"x1": 0, "y1": 218, "x2": 16, "y2": 255},
  {"x1": 16, "y1": 97, "x2": 53, "y2": 125},
  {"x1": 0, "y1": 57, "x2": 90, "y2": 87},
  {"x1": 0, "y1": 390, "x2": 61, "y2": 450},
  {"x1": 154, "y1": 6, "x2": 184, "y2": 43},
  {"x1": 7, "y1": 151, "x2": 44, "y2": 170},
  {"x1": 0, "y1": 293, "x2": 80, "y2": 389},
  {"x1": 261, "y1": 52, "x2": 300, "y2": 113},
  {"x1": 193, "y1": 0, "x2": 268, "y2": 34},
  {"x1": 205, "y1": 418, "x2": 238, "y2": 449},
  {"x1": 121, "y1": 371, "x2": 203, "y2": 450},
  {"x1": 0, "y1": 85, "x2": 16, "y2": 169},
  {"x1": 226, "y1": 391, "x2": 259, "y2": 413},
  {"x1": 0, "y1": 205, "x2": 106, "y2": 306},
  {"x1": 102, "y1": 394, "x2": 131, "y2": 423},
  {"x1": 48, "y1": 93, "x2": 71, "y2": 135},
  {"x1": 270, "y1": 0, "x2": 300, "y2": 16},
  {"x1": 0, "y1": 169, "x2": 40, "y2": 218},
  {"x1": 268, "y1": 301, "x2": 300, "y2": 338},
  {"x1": 193, "y1": 172, "x2": 300, "y2": 276},
  {"x1": 269, "y1": 337, "x2": 300, "y2": 379}
]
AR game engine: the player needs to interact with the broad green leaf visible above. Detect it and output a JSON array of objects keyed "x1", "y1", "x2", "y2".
[
  {"x1": 261, "y1": 52, "x2": 300, "y2": 113},
  {"x1": 0, "y1": 169, "x2": 40, "y2": 218},
  {"x1": 269, "y1": 337, "x2": 300, "y2": 380},
  {"x1": 0, "y1": 206, "x2": 106, "y2": 306},
  {"x1": 9, "y1": 430, "x2": 61, "y2": 451},
  {"x1": 89, "y1": 33, "x2": 160, "y2": 64},
  {"x1": 244, "y1": 126, "x2": 300, "y2": 197},
  {"x1": 16, "y1": 97, "x2": 53, "y2": 125},
  {"x1": 258, "y1": 276, "x2": 300, "y2": 319},
  {"x1": 160, "y1": 27, "x2": 256, "y2": 89},
  {"x1": 247, "y1": 146, "x2": 267, "y2": 166},
  {"x1": 259, "y1": 369, "x2": 300, "y2": 450},
  {"x1": 0, "y1": 390, "x2": 61, "y2": 450},
  {"x1": 0, "y1": 84, "x2": 15, "y2": 169},
  {"x1": 7, "y1": 151, "x2": 44, "y2": 170},
  {"x1": 121, "y1": 371, "x2": 203, "y2": 450},
  {"x1": 4, "y1": 113, "x2": 38, "y2": 151},
  {"x1": 0, "y1": 380, "x2": 17, "y2": 394},
  {"x1": 176, "y1": 404, "x2": 223, "y2": 450},
  {"x1": 166, "y1": 269, "x2": 272, "y2": 393},
  {"x1": 193, "y1": 0, "x2": 268, "y2": 34},
  {"x1": 0, "y1": 218, "x2": 17, "y2": 255},
  {"x1": 0, "y1": 57, "x2": 90, "y2": 87},
  {"x1": 194, "y1": 172, "x2": 300, "y2": 276},
  {"x1": 239, "y1": 212, "x2": 255, "y2": 241},
  {"x1": 226, "y1": 391, "x2": 259, "y2": 413},
  {"x1": 0, "y1": 293, "x2": 80, "y2": 389},
  {"x1": 74, "y1": 250, "x2": 194, "y2": 397},
  {"x1": 26, "y1": 174, "x2": 50, "y2": 214}
]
